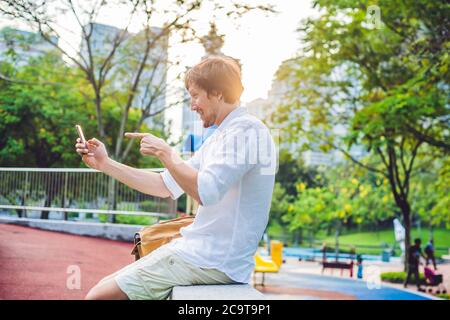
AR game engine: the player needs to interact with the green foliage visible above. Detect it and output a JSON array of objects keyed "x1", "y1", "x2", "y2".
[
  {"x1": 319, "y1": 228, "x2": 450, "y2": 257},
  {"x1": 0, "y1": 53, "x2": 93, "y2": 167},
  {"x1": 280, "y1": 162, "x2": 396, "y2": 241},
  {"x1": 269, "y1": 150, "x2": 322, "y2": 238},
  {"x1": 276, "y1": 149, "x2": 322, "y2": 196},
  {"x1": 0, "y1": 50, "x2": 165, "y2": 169},
  {"x1": 114, "y1": 215, "x2": 157, "y2": 226},
  {"x1": 381, "y1": 271, "x2": 425, "y2": 284},
  {"x1": 272, "y1": 0, "x2": 449, "y2": 259},
  {"x1": 412, "y1": 158, "x2": 450, "y2": 229}
]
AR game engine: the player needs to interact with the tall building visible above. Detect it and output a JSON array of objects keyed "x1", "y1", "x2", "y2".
[
  {"x1": 0, "y1": 27, "x2": 59, "y2": 65},
  {"x1": 181, "y1": 89, "x2": 200, "y2": 135},
  {"x1": 246, "y1": 59, "x2": 366, "y2": 167},
  {"x1": 246, "y1": 78, "x2": 289, "y2": 125}
]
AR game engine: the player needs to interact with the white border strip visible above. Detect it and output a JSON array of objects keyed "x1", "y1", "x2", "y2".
[{"x1": 0, "y1": 167, "x2": 164, "y2": 172}]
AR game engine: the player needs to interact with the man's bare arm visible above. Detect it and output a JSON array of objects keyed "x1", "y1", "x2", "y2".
[
  {"x1": 160, "y1": 152, "x2": 202, "y2": 204},
  {"x1": 76, "y1": 137, "x2": 171, "y2": 198},
  {"x1": 125, "y1": 132, "x2": 201, "y2": 203},
  {"x1": 99, "y1": 158, "x2": 171, "y2": 198}
]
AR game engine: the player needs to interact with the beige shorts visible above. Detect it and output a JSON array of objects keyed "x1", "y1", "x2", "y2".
[{"x1": 114, "y1": 244, "x2": 235, "y2": 300}]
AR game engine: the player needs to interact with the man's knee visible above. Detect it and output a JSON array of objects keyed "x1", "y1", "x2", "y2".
[
  {"x1": 85, "y1": 278, "x2": 128, "y2": 300},
  {"x1": 85, "y1": 286, "x2": 100, "y2": 300}
]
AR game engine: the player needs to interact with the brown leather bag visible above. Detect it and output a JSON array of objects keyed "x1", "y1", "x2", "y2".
[{"x1": 131, "y1": 215, "x2": 194, "y2": 261}]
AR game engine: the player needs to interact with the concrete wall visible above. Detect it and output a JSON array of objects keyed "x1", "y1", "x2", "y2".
[{"x1": 0, "y1": 216, "x2": 143, "y2": 242}]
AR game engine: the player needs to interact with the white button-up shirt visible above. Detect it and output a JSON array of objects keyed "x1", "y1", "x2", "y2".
[{"x1": 160, "y1": 106, "x2": 276, "y2": 283}]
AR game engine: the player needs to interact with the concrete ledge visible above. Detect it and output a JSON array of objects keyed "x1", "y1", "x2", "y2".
[
  {"x1": 171, "y1": 284, "x2": 265, "y2": 300},
  {"x1": 0, "y1": 216, "x2": 142, "y2": 241}
]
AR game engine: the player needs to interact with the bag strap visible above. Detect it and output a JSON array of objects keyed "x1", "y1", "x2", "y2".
[
  {"x1": 158, "y1": 215, "x2": 194, "y2": 224},
  {"x1": 130, "y1": 233, "x2": 142, "y2": 261}
]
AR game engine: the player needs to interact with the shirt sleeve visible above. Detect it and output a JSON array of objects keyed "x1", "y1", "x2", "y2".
[
  {"x1": 197, "y1": 126, "x2": 258, "y2": 206},
  {"x1": 160, "y1": 154, "x2": 201, "y2": 200}
]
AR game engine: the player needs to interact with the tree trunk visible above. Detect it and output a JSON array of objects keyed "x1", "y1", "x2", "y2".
[
  {"x1": 401, "y1": 202, "x2": 411, "y2": 272},
  {"x1": 294, "y1": 229, "x2": 302, "y2": 247},
  {"x1": 309, "y1": 230, "x2": 314, "y2": 248},
  {"x1": 107, "y1": 177, "x2": 116, "y2": 223},
  {"x1": 40, "y1": 175, "x2": 55, "y2": 219},
  {"x1": 335, "y1": 221, "x2": 341, "y2": 262},
  {"x1": 40, "y1": 193, "x2": 52, "y2": 219},
  {"x1": 94, "y1": 90, "x2": 105, "y2": 139}
]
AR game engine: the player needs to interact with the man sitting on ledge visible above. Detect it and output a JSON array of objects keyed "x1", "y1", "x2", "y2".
[{"x1": 75, "y1": 55, "x2": 277, "y2": 300}]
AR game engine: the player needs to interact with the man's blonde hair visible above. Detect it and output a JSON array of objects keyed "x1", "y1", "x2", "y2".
[{"x1": 185, "y1": 55, "x2": 244, "y2": 104}]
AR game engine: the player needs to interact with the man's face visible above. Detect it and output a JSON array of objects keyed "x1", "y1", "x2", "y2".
[{"x1": 188, "y1": 83, "x2": 220, "y2": 128}]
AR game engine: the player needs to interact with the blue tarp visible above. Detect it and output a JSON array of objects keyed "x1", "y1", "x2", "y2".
[{"x1": 182, "y1": 125, "x2": 217, "y2": 152}]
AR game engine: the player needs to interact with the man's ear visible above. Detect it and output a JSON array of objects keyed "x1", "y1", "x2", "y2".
[{"x1": 211, "y1": 89, "x2": 223, "y2": 101}]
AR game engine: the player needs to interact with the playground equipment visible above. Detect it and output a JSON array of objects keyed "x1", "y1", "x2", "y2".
[{"x1": 253, "y1": 240, "x2": 284, "y2": 286}]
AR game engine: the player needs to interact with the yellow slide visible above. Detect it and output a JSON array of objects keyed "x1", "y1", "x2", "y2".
[
  {"x1": 253, "y1": 253, "x2": 279, "y2": 286},
  {"x1": 254, "y1": 254, "x2": 279, "y2": 273}
]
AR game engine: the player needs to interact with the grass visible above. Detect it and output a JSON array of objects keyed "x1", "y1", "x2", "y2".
[
  {"x1": 381, "y1": 271, "x2": 425, "y2": 284},
  {"x1": 268, "y1": 223, "x2": 450, "y2": 257},
  {"x1": 318, "y1": 228, "x2": 450, "y2": 257}
]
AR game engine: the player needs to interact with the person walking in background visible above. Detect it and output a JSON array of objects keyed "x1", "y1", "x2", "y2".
[
  {"x1": 424, "y1": 239, "x2": 437, "y2": 270},
  {"x1": 404, "y1": 238, "x2": 427, "y2": 292},
  {"x1": 356, "y1": 254, "x2": 363, "y2": 279}
]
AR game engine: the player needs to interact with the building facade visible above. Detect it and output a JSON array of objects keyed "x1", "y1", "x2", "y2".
[{"x1": 0, "y1": 27, "x2": 59, "y2": 65}]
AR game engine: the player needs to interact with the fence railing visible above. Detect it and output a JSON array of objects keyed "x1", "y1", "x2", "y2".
[{"x1": 0, "y1": 167, "x2": 177, "y2": 221}]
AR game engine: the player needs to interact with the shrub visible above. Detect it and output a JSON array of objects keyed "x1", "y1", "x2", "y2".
[
  {"x1": 381, "y1": 271, "x2": 425, "y2": 284},
  {"x1": 115, "y1": 214, "x2": 157, "y2": 226}
]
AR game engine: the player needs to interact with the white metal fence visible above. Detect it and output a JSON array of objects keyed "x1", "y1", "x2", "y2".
[{"x1": 0, "y1": 167, "x2": 177, "y2": 221}]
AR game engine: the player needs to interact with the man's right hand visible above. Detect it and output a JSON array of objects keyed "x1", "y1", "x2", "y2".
[{"x1": 75, "y1": 137, "x2": 109, "y2": 170}]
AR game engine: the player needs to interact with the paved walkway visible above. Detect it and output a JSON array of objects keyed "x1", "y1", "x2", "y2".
[
  {"x1": 254, "y1": 257, "x2": 439, "y2": 300},
  {"x1": 0, "y1": 224, "x2": 439, "y2": 300}
]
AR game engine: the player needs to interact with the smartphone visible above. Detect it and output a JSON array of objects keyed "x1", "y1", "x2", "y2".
[{"x1": 75, "y1": 124, "x2": 86, "y2": 144}]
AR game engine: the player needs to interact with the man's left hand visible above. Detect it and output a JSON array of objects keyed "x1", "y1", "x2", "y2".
[{"x1": 125, "y1": 132, "x2": 170, "y2": 158}]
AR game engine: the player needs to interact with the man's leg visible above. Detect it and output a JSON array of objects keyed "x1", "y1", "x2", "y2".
[
  {"x1": 85, "y1": 277, "x2": 129, "y2": 300},
  {"x1": 404, "y1": 268, "x2": 412, "y2": 287},
  {"x1": 413, "y1": 267, "x2": 421, "y2": 290}
]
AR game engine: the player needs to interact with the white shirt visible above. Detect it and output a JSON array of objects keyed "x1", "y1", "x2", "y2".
[{"x1": 160, "y1": 107, "x2": 276, "y2": 283}]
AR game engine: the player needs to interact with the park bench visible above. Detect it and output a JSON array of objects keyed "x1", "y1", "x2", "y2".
[
  {"x1": 321, "y1": 260, "x2": 354, "y2": 277},
  {"x1": 320, "y1": 245, "x2": 355, "y2": 277}
]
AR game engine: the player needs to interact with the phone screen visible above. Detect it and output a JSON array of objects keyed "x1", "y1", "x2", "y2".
[{"x1": 75, "y1": 124, "x2": 86, "y2": 144}]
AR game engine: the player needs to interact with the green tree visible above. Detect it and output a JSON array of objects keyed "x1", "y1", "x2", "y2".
[
  {"x1": 0, "y1": 0, "x2": 275, "y2": 161},
  {"x1": 0, "y1": 51, "x2": 162, "y2": 218},
  {"x1": 275, "y1": 0, "x2": 449, "y2": 270},
  {"x1": 0, "y1": 52, "x2": 92, "y2": 167},
  {"x1": 268, "y1": 149, "x2": 322, "y2": 244}
]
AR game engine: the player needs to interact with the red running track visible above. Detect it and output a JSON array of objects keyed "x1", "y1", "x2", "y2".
[{"x1": 0, "y1": 223, "x2": 135, "y2": 300}]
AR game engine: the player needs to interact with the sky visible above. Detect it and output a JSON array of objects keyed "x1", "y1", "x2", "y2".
[
  {"x1": 0, "y1": 0, "x2": 316, "y2": 102},
  {"x1": 168, "y1": 0, "x2": 316, "y2": 104},
  {"x1": 222, "y1": 0, "x2": 316, "y2": 103},
  {"x1": 0, "y1": 0, "x2": 317, "y2": 140}
]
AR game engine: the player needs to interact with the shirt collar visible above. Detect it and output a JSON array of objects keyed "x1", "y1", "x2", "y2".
[{"x1": 216, "y1": 106, "x2": 247, "y2": 131}]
